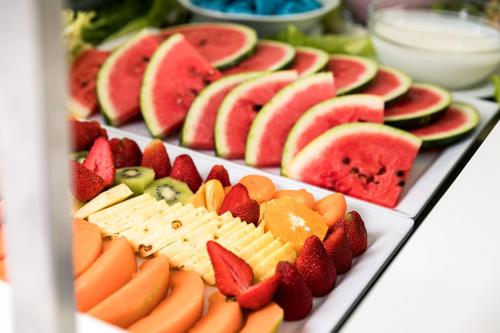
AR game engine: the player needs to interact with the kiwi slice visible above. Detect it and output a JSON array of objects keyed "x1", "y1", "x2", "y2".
[
  {"x1": 144, "y1": 177, "x2": 193, "y2": 205},
  {"x1": 70, "y1": 151, "x2": 88, "y2": 163},
  {"x1": 115, "y1": 167, "x2": 155, "y2": 195}
]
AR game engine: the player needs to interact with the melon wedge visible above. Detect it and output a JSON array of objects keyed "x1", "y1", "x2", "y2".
[
  {"x1": 73, "y1": 218, "x2": 103, "y2": 278},
  {"x1": 290, "y1": 47, "x2": 329, "y2": 77},
  {"x1": 223, "y1": 40, "x2": 296, "y2": 76},
  {"x1": 160, "y1": 23, "x2": 257, "y2": 69},
  {"x1": 361, "y1": 66, "x2": 412, "y2": 103},
  {"x1": 327, "y1": 55, "x2": 378, "y2": 95},
  {"x1": 97, "y1": 30, "x2": 161, "y2": 126},
  {"x1": 240, "y1": 303, "x2": 284, "y2": 333},
  {"x1": 287, "y1": 123, "x2": 421, "y2": 208},
  {"x1": 215, "y1": 70, "x2": 298, "y2": 159},
  {"x1": 246, "y1": 72, "x2": 336, "y2": 167},
  {"x1": 141, "y1": 34, "x2": 221, "y2": 138},
  {"x1": 181, "y1": 71, "x2": 262, "y2": 150},
  {"x1": 282, "y1": 94, "x2": 385, "y2": 174}
]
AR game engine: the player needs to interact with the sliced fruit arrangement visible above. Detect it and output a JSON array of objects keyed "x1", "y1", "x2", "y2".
[
  {"x1": 360, "y1": 66, "x2": 412, "y2": 103},
  {"x1": 290, "y1": 46, "x2": 329, "y2": 77},
  {"x1": 384, "y1": 83, "x2": 452, "y2": 129},
  {"x1": 222, "y1": 40, "x2": 296, "y2": 76},
  {"x1": 326, "y1": 54, "x2": 378, "y2": 95}
]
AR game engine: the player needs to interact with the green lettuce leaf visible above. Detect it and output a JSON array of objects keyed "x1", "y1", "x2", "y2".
[{"x1": 493, "y1": 74, "x2": 500, "y2": 103}]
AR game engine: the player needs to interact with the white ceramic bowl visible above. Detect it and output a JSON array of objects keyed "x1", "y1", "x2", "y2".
[{"x1": 177, "y1": 0, "x2": 340, "y2": 36}]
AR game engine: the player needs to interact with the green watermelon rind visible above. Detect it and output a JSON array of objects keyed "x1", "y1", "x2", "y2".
[
  {"x1": 140, "y1": 33, "x2": 186, "y2": 138},
  {"x1": 384, "y1": 83, "x2": 452, "y2": 129},
  {"x1": 286, "y1": 122, "x2": 422, "y2": 179},
  {"x1": 180, "y1": 71, "x2": 263, "y2": 148},
  {"x1": 97, "y1": 30, "x2": 153, "y2": 126},
  {"x1": 281, "y1": 94, "x2": 385, "y2": 175},
  {"x1": 245, "y1": 72, "x2": 334, "y2": 166},
  {"x1": 294, "y1": 46, "x2": 330, "y2": 77},
  {"x1": 331, "y1": 55, "x2": 378, "y2": 95},
  {"x1": 373, "y1": 66, "x2": 413, "y2": 103},
  {"x1": 258, "y1": 40, "x2": 297, "y2": 72},
  {"x1": 214, "y1": 70, "x2": 298, "y2": 158},
  {"x1": 414, "y1": 103, "x2": 480, "y2": 149},
  {"x1": 162, "y1": 23, "x2": 258, "y2": 69}
]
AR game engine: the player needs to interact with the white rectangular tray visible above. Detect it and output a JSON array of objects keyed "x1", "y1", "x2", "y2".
[{"x1": 91, "y1": 94, "x2": 498, "y2": 218}]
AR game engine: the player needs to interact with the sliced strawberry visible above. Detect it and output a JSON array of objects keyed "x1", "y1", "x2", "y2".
[
  {"x1": 274, "y1": 261, "x2": 312, "y2": 321},
  {"x1": 323, "y1": 227, "x2": 353, "y2": 274},
  {"x1": 336, "y1": 211, "x2": 367, "y2": 257},
  {"x1": 219, "y1": 184, "x2": 259, "y2": 225},
  {"x1": 296, "y1": 235, "x2": 336, "y2": 297},
  {"x1": 206, "y1": 241, "x2": 253, "y2": 297},
  {"x1": 69, "y1": 119, "x2": 106, "y2": 151},
  {"x1": 236, "y1": 273, "x2": 280, "y2": 310},
  {"x1": 206, "y1": 165, "x2": 231, "y2": 187},
  {"x1": 230, "y1": 200, "x2": 260, "y2": 225},
  {"x1": 109, "y1": 138, "x2": 142, "y2": 168},
  {"x1": 141, "y1": 139, "x2": 171, "y2": 179},
  {"x1": 71, "y1": 160, "x2": 106, "y2": 201},
  {"x1": 83, "y1": 137, "x2": 115, "y2": 187},
  {"x1": 169, "y1": 154, "x2": 202, "y2": 192}
]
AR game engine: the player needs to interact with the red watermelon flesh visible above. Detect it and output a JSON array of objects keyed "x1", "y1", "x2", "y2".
[
  {"x1": 362, "y1": 67, "x2": 409, "y2": 99},
  {"x1": 290, "y1": 48, "x2": 327, "y2": 77},
  {"x1": 215, "y1": 71, "x2": 297, "y2": 159},
  {"x1": 69, "y1": 49, "x2": 110, "y2": 118},
  {"x1": 327, "y1": 57, "x2": 366, "y2": 93},
  {"x1": 141, "y1": 34, "x2": 221, "y2": 138},
  {"x1": 385, "y1": 86, "x2": 442, "y2": 117},
  {"x1": 100, "y1": 33, "x2": 161, "y2": 125},
  {"x1": 288, "y1": 124, "x2": 421, "y2": 207},
  {"x1": 410, "y1": 106, "x2": 467, "y2": 136}
]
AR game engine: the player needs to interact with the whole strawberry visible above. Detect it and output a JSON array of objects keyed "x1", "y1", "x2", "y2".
[
  {"x1": 141, "y1": 139, "x2": 171, "y2": 179},
  {"x1": 206, "y1": 165, "x2": 231, "y2": 187},
  {"x1": 237, "y1": 273, "x2": 280, "y2": 310},
  {"x1": 336, "y1": 211, "x2": 367, "y2": 257},
  {"x1": 71, "y1": 160, "x2": 105, "y2": 201},
  {"x1": 274, "y1": 261, "x2": 313, "y2": 321},
  {"x1": 109, "y1": 138, "x2": 142, "y2": 168},
  {"x1": 296, "y1": 236, "x2": 336, "y2": 297},
  {"x1": 219, "y1": 184, "x2": 259, "y2": 225},
  {"x1": 169, "y1": 154, "x2": 203, "y2": 192},
  {"x1": 69, "y1": 119, "x2": 107, "y2": 151},
  {"x1": 323, "y1": 227, "x2": 353, "y2": 274}
]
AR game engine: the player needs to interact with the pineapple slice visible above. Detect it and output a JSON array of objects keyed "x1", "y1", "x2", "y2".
[
  {"x1": 254, "y1": 242, "x2": 297, "y2": 280},
  {"x1": 238, "y1": 231, "x2": 275, "y2": 262},
  {"x1": 88, "y1": 193, "x2": 152, "y2": 225},
  {"x1": 247, "y1": 239, "x2": 282, "y2": 268},
  {"x1": 227, "y1": 224, "x2": 265, "y2": 254},
  {"x1": 74, "y1": 183, "x2": 133, "y2": 219}
]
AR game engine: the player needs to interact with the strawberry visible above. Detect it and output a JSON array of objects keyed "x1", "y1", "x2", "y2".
[
  {"x1": 69, "y1": 119, "x2": 106, "y2": 151},
  {"x1": 83, "y1": 137, "x2": 115, "y2": 187},
  {"x1": 141, "y1": 139, "x2": 171, "y2": 179},
  {"x1": 296, "y1": 236, "x2": 336, "y2": 297},
  {"x1": 109, "y1": 138, "x2": 142, "y2": 168},
  {"x1": 169, "y1": 154, "x2": 202, "y2": 192},
  {"x1": 274, "y1": 261, "x2": 312, "y2": 321},
  {"x1": 219, "y1": 184, "x2": 259, "y2": 225},
  {"x1": 336, "y1": 211, "x2": 367, "y2": 257},
  {"x1": 206, "y1": 241, "x2": 253, "y2": 297},
  {"x1": 206, "y1": 165, "x2": 231, "y2": 187},
  {"x1": 323, "y1": 227, "x2": 353, "y2": 274},
  {"x1": 237, "y1": 273, "x2": 280, "y2": 310},
  {"x1": 71, "y1": 160, "x2": 106, "y2": 201}
]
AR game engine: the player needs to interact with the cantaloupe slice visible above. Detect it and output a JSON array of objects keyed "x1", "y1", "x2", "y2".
[
  {"x1": 188, "y1": 291, "x2": 243, "y2": 333},
  {"x1": 0, "y1": 226, "x2": 5, "y2": 259},
  {"x1": 75, "y1": 237, "x2": 137, "y2": 311},
  {"x1": 128, "y1": 270, "x2": 204, "y2": 333},
  {"x1": 0, "y1": 259, "x2": 6, "y2": 281},
  {"x1": 240, "y1": 302, "x2": 284, "y2": 333},
  {"x1": 88, "y1": 255, "x2": 170, "y2": 328},
  {"x1": 73, "y1": 219, "x2": 103, "y2": 278}
]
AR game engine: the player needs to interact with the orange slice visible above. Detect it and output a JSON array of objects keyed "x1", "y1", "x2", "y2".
[{"x1": 263, "y1": 197, "x2": 328, "y2": 253}]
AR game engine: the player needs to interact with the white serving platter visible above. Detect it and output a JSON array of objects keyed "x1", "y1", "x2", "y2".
[{"x1": 91, "y1": 94, "x2": 498, "y2": 218}]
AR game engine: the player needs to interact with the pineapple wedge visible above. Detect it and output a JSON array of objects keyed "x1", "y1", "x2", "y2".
[
  {"x1": 247, "y1": 239, "x2": 282, "y2": 268},
  {"x1": 88, "y1": 193, "x2": 152, "y2": 224},
  {"x1": 75, "y1": 183, "x2": 133, "y2": 219},
  {"x1": 255, "y1": 242, "x2": 297, "y2": 280}
]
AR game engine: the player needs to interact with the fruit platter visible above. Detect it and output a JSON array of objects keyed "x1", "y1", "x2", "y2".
[
  {"x1": 69, "y1": 22, "x2": 499, "y2": 218},
  {"x1": 0, "y1": 119, "x2": 412, "y2": 333}
]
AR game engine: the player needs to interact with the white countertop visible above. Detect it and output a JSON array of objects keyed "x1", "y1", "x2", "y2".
[{"x1": 341, "y1": 121, "x2": 500, "y2": 333}]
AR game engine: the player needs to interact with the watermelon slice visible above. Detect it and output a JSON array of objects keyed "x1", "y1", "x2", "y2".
[
  {"x1": 410, "y1": 103, "x2": 480, "y2": 148},
  {"x1": 361, "y1": 66, "x2": 412, "y2": 103},
  {"x1": 97, "y1": 30, "x2": 161, "y2": 126},
  {"x1": 290, "y1": 47, "x2": 329, "y2": 77},
  {"x1": 160, "y1": 23, "x2": 258, "y2": 69},
  {"x1": 181, "y1": 71, "x2": 262, "y2": 150},
  {"x1": 69, "y1": 49, "x2": 110, "y2": 118},
  {"x1": 287, "y1": 123, "x2": 422, "y2": 208},
  {"x1": 327, "y1": 55, "x2": 378, "y2": 95},
  {"x1": 215, "y1": 70, "x2": 298, "y2": 159},
  {"x1": 282, "y1": 94, "x2": 385, "y2": 174},
  {"x1": 384, "y1": 83, "x2": 451, "y2": 129},
  {"x1": 222, "y1": 40, "x2": 296, "y2": 76},
  {"x1": 141, "y1": 34, "x2": 221, "y2": 138},
  {"x1": 246, "y1": 72, "x2": 336, "y2": 167}
]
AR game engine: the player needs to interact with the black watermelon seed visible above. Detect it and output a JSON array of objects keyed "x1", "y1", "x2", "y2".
[
  {"x1": 398, "y1": 180, "x2": 405, "y2": 187},
  {"x1": 396, "y1": 170, "x2": 405, "y2": 177},
  {"x1": 342, "y1": 157, "x2": 351, "y2": 165},
  {"x1": 377, "y1": 166, "x2": 386, "y2": 175},
  {"x1": 351, "y1": 167, "x2": 359, "y2": 174}
]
